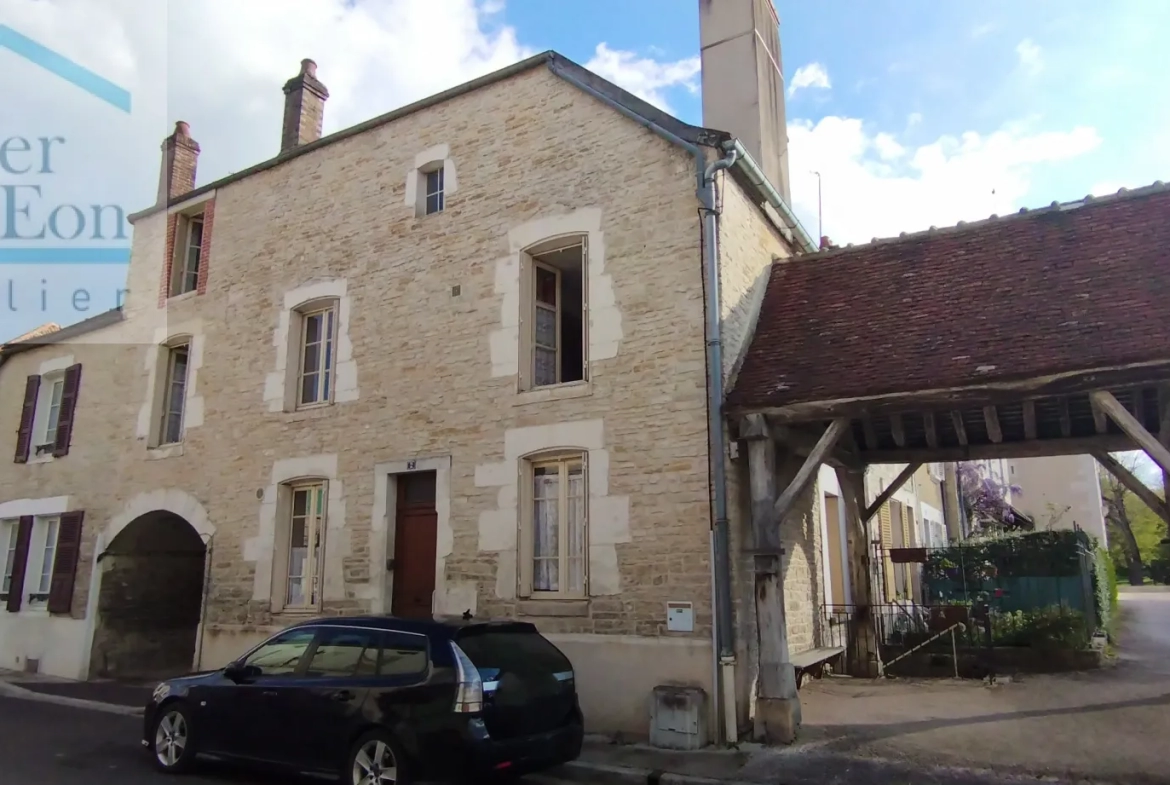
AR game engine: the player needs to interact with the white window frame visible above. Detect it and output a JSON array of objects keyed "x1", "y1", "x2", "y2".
[
  {"x1": 296, "y1": 305, "x2": 337, "y2": 409},
  {"x1": 32, "y1": 373, "x2": 65, "y2": 455},
  {"x1": 169, "y1": 212, "x2": 204, "y2": 297},
  {"x1": 0, "y1": 518, "x2": 18, "y2": 599},
  {"x1": 284, "y1": 481, "x2": 327, "y2": 611},
  {"x1": 519, "y1": 236, "x2": 589, "y2": 392},
  {"x1": 423, "y1": 165, "x2": 444, "y2": 216},
  {"x1": 27, "y1": 516, "x2": 59, "y2": 608},
  {"x1": 520, "y1": 452, "x2": 588, "y2": 600},
  {"x1": 158, "y1": 344, "x2": 190, "y2": 445}
]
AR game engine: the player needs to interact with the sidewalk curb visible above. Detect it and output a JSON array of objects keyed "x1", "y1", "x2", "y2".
[
  {"x1": 533, "y1": 759, "x2": 763, "y2": 785},
  {"x1": 0, "y1": 680, "x2": 143, "y2": 717}
]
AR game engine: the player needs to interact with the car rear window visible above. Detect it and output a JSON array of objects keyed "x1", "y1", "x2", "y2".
[{"x1": 455, "y1": 626, "x2": 572, "y2": 681}]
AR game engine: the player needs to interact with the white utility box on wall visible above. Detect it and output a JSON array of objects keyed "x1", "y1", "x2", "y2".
[{"x1": 648, "y1": 684, "x2": 709, "y2": 750}]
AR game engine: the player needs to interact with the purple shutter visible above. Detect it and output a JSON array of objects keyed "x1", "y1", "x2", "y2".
[
  {"x1": 47, "y1": 511, "x2": 84, "y2": 615},
  {"x1": 5, "y1": 517, "x2": 33, "y2": 612},
  {"x1": 51, "y1": 364, "x2": 82, "y2": 457},
  {"x1": 14, "y1": 375, "x2": 39, "y2": 463}
]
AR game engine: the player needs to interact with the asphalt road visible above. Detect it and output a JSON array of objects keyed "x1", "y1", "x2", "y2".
[{"x1": 0, "y1": 696, "x2": 283, "y2": 785}]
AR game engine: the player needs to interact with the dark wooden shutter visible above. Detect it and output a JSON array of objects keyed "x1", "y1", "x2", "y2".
[
  {"x1": 47, "y1": 511, "x2": 84, "y2": 615},
  {"x1": 51, "y1": 364, "x2": 82, "y2": 457},
  {"x1": 5, "y1": 516, "x2": 33, "y2": 612},
  {"x1": 14, "y1": 375, "x2": 39, "y2": 463}
]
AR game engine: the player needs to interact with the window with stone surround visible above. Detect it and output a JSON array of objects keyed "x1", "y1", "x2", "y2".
[
  {"x1": 519, "y1": 237, "x2": 588, "y2": 391},
  {"x1": 423, "y1": 165, "x2": 444, "y2": 215},
  {"x1": 518, "y1": 451, "x2": 588, "y2": 599},
  {"x1": 158, "y1": 344, "x2": 190, "y2": 445},
  {"x1": 281, "y1": 481, "x2": 328, "y2": 611},
  {"x1": 296, "y1": 303, "x2": 337, "y2": 408},
  {"x1": 169, "y1": 212, "x2": 204, "y2": 297}
]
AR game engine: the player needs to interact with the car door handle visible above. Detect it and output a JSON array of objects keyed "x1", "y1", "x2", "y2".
[
  {"x1": 262, "y1": 690, "x2": 279, "y2": 698},
  {"x1": 330, "y1": 690, "x2": 355, "y2": 702}
]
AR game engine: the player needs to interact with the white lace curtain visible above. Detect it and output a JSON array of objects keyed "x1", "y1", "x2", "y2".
[{"x1": 533, "y1": 464, "x2": 586, "y2": 594}]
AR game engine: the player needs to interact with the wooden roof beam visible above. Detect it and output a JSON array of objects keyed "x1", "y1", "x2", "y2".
[
  {"x1": 863, "y1": 462, "x2": 922, "y2": 522},
  {"x1": 861, "y1": 433, "x2": 1136, "y2": 464},
  {"x1": 1089, "y1": 391, "x2": 1170, "y2": 476},
  {"x1": 983, "y1": 405, "x2": 1003, "y2": 443},
  {"x1": 1093, "y1": 451, "x2": 1170, "y2": 525},
  {"x1": 1023, "y1": 399, "x2": 1038, "y2": 440},
  {"x1": 951, "y1": 411, "x2": 968, "y2": 446}
]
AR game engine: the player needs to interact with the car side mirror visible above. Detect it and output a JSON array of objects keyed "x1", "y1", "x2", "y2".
[{"x1": 224, "y1": 662, "x2": 259, "y2": 682}]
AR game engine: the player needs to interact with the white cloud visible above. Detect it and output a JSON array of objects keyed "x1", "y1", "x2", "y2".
[
  {"x1": 1016, "y1": 38, "x2": 1043, "y2": 76},
  {"x1": 787, "y1": 116, "x2": 1102, "y2": 246},
  {"x1": 583, "y1": 43, "x2": 700, "y2": 113},
  {"x1": 789, "y1": 62, "x2": 831, "y2": 97}
]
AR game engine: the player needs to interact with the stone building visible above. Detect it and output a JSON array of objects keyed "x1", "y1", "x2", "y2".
[{"x1": 0, "y1": 1, "x2": 837, "y2": 740}]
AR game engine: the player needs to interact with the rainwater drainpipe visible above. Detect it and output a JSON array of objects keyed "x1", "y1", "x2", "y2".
[
  {"x1": 544, "y1": 60, "x2": 742, "y2": 745},
  {"x1": 701, "y1": 148, "x2": 741, "y2": 748}
]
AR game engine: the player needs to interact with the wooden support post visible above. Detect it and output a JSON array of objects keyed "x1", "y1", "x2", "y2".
[
  {"x1": 1023, "y1": 399, "x2": 1038, "y2": 440},
  {"x1": 862, "y1": 462, "x2": 923, "y2": 522},
  {"x1": 1093, "y1": 451, "x2": 1170, "y2": 525},
  {"x1": 951, "y1": 411, "x2": 968, "y2": 446},
  {"x1": 1159, "y1": 387, "x2": 1170, "y2": 518},
  {"x1": 740, "y1": 414, "x2": 800, "y2": 744},
  {"x1": 768, "y1": 419, "x2": 850, "y2": 530},
  {"x1": 983, "y1": 406, "x2": 1003, "y2": 443},
  {"x1": 923, "y1": 412, "x2": 938, "y2": 449},
  {"x1": 835, "y1": 466, "x2": 880, "y2": 678},
  {"x1": 1091, "y1": 391, "x2": 1170, "y2": 477},
  {"x1": 890, "y1": 414, "x2": 906, "y2": 448}
]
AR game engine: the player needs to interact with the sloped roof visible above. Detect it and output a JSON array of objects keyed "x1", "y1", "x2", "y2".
[
  {"x1": 2, "y1": 322, "x2": 61, "y2": 347},
  {"x1": 727, "y1": 182, "x2": 1170, "y2": 412}
]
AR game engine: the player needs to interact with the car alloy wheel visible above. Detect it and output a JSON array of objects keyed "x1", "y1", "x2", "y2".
[
  {"x1": 154, "y1": 707, "x2": 191, "y2": 771},
  {"x1": 352, "y1": 738, "x2": 399, "y2": 785}
]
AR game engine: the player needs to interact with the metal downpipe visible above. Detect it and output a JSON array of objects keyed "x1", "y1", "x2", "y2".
[{"x1": 701, "y1": 147, "x2": 739, "y2": 743}]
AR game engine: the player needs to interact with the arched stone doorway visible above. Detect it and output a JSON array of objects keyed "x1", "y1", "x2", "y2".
[{"x1": 89, "y1": 511, "x2": 207, "y2": 680}]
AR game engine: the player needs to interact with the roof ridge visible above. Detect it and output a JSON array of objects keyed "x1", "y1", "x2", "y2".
[{"x1": 798, "y1": 180, "x2": 1169, "y2": 262}]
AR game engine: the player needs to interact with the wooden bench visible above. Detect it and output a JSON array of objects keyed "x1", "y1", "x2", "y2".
[{"x1": 790, "y1": 646, "x2": 846, "y2": 688}]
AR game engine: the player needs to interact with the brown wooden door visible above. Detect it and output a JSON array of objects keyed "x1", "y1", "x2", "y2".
[{"x1": 391, "y1": 471, "x2": 438, "y2": 619}]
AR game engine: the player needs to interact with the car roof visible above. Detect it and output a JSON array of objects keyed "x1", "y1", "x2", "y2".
[{"x1": 285, "y1": 614, "x2": 538, "y2": 638}]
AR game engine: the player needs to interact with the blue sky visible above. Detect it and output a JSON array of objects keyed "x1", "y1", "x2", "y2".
[{"x1": 3, "y1": 0, "x2": 1167, "y2": 337}]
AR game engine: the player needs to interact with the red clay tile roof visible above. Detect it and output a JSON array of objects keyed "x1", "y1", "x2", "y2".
[
  {"x1": 727, "y1": 182, "x2": 1170, "y2": 412},
  {"x1": 2, "y1": 322, "x2": 61, "y2": 348}
]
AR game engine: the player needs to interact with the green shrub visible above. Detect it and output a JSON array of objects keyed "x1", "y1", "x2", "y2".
[
  {"x1": 990, "y1": 607, "x2": 1089, "y2": 649},
  {"x1": 1091, "y1": 546, "x2": 1117, "y2": 631}
]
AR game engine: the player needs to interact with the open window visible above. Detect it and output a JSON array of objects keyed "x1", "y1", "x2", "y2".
[
  {"x1": 169, "y1": 212, "x2": 204, "y2": 297},
  {"x1": 276, "y1": 480, "x2": 328, "y2": 612},
  {"x1": 295, "y1": 303, "x2": 337, "y2": 409},
  {"x1": 518, "y1": 451, "x2": 588, "y2": 599},
  {"x1": 521, "y1": 237, "x2": 587, "y2": 391},
  {"x1": 158, "y1": 343, "x2": 190, "y2": 445}
]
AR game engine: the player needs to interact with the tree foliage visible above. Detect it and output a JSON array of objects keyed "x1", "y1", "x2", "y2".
[{"x1": 1099, "y1": 456, "x2": 1169, "y2": 585}]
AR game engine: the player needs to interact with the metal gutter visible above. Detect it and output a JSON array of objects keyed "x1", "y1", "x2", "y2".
[{"x1": 723, "y1": 140, "x2": 818, "y2": 254}]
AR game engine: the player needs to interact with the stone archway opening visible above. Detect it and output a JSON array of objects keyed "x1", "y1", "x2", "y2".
[{"x1": 90, "y1": 511, "x2": 207, "y2": 680}]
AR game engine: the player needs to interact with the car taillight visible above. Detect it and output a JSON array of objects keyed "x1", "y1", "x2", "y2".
[{"x1": 449, "y1": 641, "x2": 483, "y2": 714}]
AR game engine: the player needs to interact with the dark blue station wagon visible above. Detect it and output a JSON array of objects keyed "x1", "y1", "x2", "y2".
[{"x1": 142, "y1": 615, "x2": 584, "y2": 783}]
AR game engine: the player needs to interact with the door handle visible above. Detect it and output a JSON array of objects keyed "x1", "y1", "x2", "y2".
[
  {"x1": 262, "y1": 690, "x2": 279, "y2": 698},
  {"x1": 331, "y1": 690, "x2": 355, "y2": 702}
]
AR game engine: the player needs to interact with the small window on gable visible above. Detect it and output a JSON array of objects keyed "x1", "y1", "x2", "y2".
[
  {"x1": 522, "y1": 238, "x2": 587, "y2": 390},
  {"x1": 170, "y1": 213, "x2": 204, "y2": 297},
  {"x1": 158, "y1": 344, "x2": 190, "y2": 445},
  {"x1": 519, "y1": 452, "x2": 588, "y2": 599},
  {"x1": 297, "y1": 305, "x2": 336, "y2": 408},
  {"x1": 424, "y1": 165, "x2": 445, "y2": 215}
]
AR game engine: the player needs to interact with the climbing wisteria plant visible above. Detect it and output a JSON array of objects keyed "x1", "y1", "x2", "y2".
[{"x1": 957, "y1": 461, "x2": 1026, "y2": 535}]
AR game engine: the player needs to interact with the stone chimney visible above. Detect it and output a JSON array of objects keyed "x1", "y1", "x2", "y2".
[
  {"x1": 698, "y1": 0, "x2": 791, "y2": 205},
  {"x1": 158, "y1": 121, "x2": 200, "y2": 203},
  {"x1": 281, "y1": 59, "x2": 329, "y2": 152}
]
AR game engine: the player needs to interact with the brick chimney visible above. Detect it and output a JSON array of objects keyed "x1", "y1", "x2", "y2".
[
  {"x1": 281, "y1": 59, "x2": 329, "y2": 152},
  {"x1": 158, "y1": 121, "x2": 200, "y2": 203},
  {"x1": 820, "y1": 236, "x2": 835, "y2": 250},
  {"x1": 698, "y1": 0, "x2": 791, "y2": 205}
]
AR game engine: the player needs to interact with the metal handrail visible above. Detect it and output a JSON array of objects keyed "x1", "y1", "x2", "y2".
[{"x1": 883, "y1": 621, "x2": 968, "y2": 678}]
